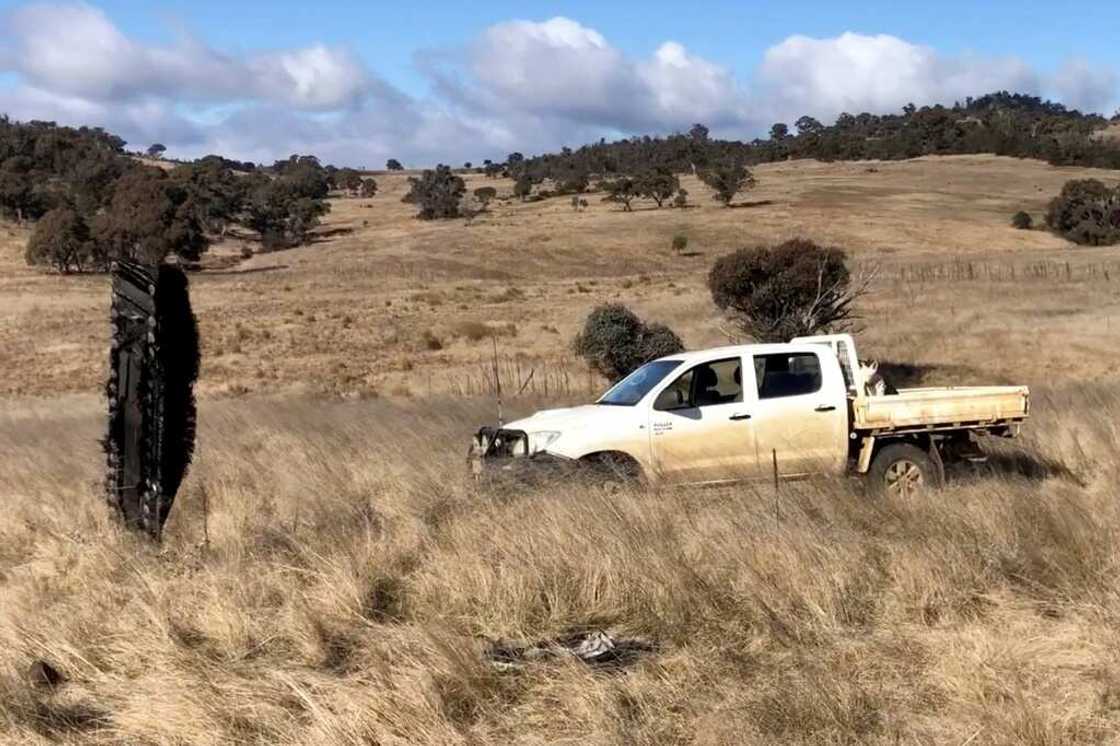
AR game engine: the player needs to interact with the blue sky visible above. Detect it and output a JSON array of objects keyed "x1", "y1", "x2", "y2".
[{"x1": 0, "y1": 1, "x2": 1116, "y2": 166}]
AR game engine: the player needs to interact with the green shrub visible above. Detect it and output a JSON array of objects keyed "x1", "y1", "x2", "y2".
[
  {"x1": 1011, "y1": 211, "x2": 1033, "y2": 229},
  {"x1": 573, "y1": 304, "x2": 684, "y2": 381},
  {"x1": 1045, "y1": 179, "x2": 1120, "y2": 245},
  {"x1": 671, "y1": 233, "x2": 688, "y2": 253},
  {"x1": 709, "y1": 238, "x2": 857, "y2": 342},
  {"x1": 404, "y1": 165, "x2": 465, "y2": 219}
]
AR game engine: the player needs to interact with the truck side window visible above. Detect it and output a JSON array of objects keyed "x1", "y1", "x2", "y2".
[
  {"x1": 754, "y1": 353, "x2": 822, "y2": 399},
  {"x1": 654, "y1": 358, "x2": 742, "y2": 410}
]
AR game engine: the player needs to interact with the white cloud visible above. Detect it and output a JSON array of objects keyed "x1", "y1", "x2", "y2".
[
  {"x1": 1051, "y1": 58, "x2": 1118, "y2": 115},
  {"x1": 0, "y1": 6, "x2": 1116, "y2": 167},
  {"x1": 463, "y1": 17, "x2": 749, "y2": 134},
  {"x1": 2, "y1": 2, "x2": 374, "y2": 109},
  {"x1": 756, "y1": 32, "x2": 1040, "y2": 126}
]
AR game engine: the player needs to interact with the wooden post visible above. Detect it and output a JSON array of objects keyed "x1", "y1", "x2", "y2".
[
  {"x1": 772, "y1": 449, "x2": 780, "y2": 526},
  {"x1": 201, "y1": 485, "x2": 210, "y2": 550}
]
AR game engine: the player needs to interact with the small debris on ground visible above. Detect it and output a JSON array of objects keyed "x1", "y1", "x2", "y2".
[{"x1": 486, "y1": 630, "x2": 655, "y2": 670}]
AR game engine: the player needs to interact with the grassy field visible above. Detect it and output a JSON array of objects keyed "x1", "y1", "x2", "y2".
[{"x1": 3, "y1": 155, "x2": 1120, "y2": 743}]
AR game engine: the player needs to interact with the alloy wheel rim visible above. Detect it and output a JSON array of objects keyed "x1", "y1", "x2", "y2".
[{"x1": 885, "y1": 460, "x2": 924, "y2": 498}]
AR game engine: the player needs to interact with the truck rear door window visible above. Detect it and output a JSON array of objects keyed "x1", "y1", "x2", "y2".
[{"x1": 754, "y1": 353, "x2": 822, "y2": 399}]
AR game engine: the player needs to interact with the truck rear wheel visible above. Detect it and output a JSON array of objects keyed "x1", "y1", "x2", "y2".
[{"x1": 868, "y1": 443, "x2": 942, "y2": 498}]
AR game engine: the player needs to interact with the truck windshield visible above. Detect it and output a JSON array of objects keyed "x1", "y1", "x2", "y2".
[{"x1": 597, "y1": 360, "x2": 682, "y2": 406}]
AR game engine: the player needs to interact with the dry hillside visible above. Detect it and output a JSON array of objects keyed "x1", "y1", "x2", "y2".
[{"x1": 3, "y1": 155, "x2": 1120, "y2": 743}]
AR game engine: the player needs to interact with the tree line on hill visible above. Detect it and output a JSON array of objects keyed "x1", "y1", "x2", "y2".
[
  {"x1": 510, "y1": 92, "x2": 1120, "y2": 183},
  {"x1": 2, "y1": 117, "x2": 378, "y2": 273}
]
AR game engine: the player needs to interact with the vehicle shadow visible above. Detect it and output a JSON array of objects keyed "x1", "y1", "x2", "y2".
[
  {"x1": 976, "y1": 450, "x2": 1083, "y2": 484},
  {"x1": 878, "y1": 360, "x2": 1015, "y2": 388}
]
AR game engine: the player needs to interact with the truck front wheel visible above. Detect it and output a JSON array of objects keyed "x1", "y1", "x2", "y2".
[{"x1": 868, "y1": 443, "x2": 942, "y2": 498}]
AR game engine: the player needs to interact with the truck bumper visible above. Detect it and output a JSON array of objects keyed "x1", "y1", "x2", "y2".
[{"x1": 469, "y1": 427, "x2": 576, "y2": 486}]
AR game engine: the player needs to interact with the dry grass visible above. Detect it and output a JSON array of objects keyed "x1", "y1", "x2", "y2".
[
  {"x1": 1, "y1": 388, "x2": 1119, "y2": 743},
  {"x1": 3, "y1": 154, "x2": 1120, "y2": 742}
]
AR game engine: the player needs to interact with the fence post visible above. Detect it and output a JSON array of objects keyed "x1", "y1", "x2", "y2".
[{"x1": 772, "y1": 449, "x2": 780, "y2": 526}]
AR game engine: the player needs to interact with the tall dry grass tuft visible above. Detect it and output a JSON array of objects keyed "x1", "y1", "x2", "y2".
[{"x1": 1, "y1": 389, "x2": 1119, "y2": 743}]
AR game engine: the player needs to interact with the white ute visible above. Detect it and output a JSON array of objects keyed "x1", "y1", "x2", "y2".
[{"x1": 471, "y1": 334, "x2": 1029, "y2": 497}]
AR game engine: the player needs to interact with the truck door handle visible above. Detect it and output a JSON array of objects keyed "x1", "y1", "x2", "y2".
[
  {"x1": 814, "y1": 405, "x2": 836, "y2": 412},
  {"x1": 729, "y1": 413, "x2": 752, "y2": 421}
]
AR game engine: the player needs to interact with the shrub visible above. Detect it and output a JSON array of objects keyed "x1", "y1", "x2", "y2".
[
  {"x1": 404, "y1": 165, "x2": 465, "y2": 219},
  {"x1": 671, "y1": 233, "x2": 688, "y2": 253},
  {"x1": 473, "y1": 186, "x2": 497, "y2": 209},
  {"x1": 1011, "y1": 211, "x2": 1033, "y2": 229},
  {"x1": 358, "y1": 178, "x2": 378, "y2": 199},
  {"x1": 673, "y1": 188, "x2": 688, "y2": 208},
  {"x1": 573, "y1": 303, "x2": 684, "y2": 381},
  {"x1": 1044, "y1": 179, "x2": 1120, "y2": 245},
  {"x1": 513, "y1": 174, "x2": 534, "y2": 201},
  {"x1": 708, "y1": 238, "x2": 862, "y2": 342},
  {"x1": 25, "y1": 207, "x2": 91, "y2": 272},
  {"x1": 558, "y1": 172, "x2": 590, "y2": 195}
]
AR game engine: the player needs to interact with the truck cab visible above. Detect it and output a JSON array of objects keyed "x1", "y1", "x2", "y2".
[{"x1": 634, "y1": 342, "x2": 849, "y2": 482}]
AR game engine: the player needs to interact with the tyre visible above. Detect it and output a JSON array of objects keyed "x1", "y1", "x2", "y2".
[
  {"x1": 579, "y1": 453, "x2": 642, "y2": 493},
  {"x1": 867, "y1": 443, "x2": 942, "y2": 498}
]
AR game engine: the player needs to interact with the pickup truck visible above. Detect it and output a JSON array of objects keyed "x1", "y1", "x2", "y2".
[{"x1": 470, "y1": 334, "x2": 1029, "y2": 497}]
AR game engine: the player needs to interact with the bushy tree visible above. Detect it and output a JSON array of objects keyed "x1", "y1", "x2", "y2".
[
  {"x1": 0, "y1": 158, "x2": 42, "y2": 223},
  {"x1": 334, "y1": 168, "x2": 364, "y2": 195},
  {"x1": 90, "y1": 167, "x2": 209, "y2": 264},
  {"x1": 770, "y1": 123, "x2": 789, "y2": 140},
  {"x1": 699, "y1": 161, "x2": 755, "y2": 206},
  {"x1": 795, "y1": 116, "x2": 823, "y2": 136},
  {"x1": 244, "y1": 174, "x2": 331, "y2": 250},
  {"x1": 1045, "y1": 178, "x2": 1120, "y2": 245},
  {"x1": 147, "y1": 143, "x2": 167, "y2": 158},
  {"x1": 168, "y1": 158, "x2": 244, "y2": 236},
  {"x1": 404, "y1": 164, "x2": 465, "y2": 219},
  {"x1": 358, "y1": 178, "x2": 378, "y2": 198},
  {"x1": 25, "y1": 207, "x2": 91, "y2": 272},
  {"x1": 600, "y1": 177, "x2": 638, "y2": 211},
  {"x1": 573, "y1": 303, "x2": 684, "y2": 381},
  {"x1": 473, "y1": 186, "x2": 497, "y2": 209},
  {"x1": 557, "y1": 170, "x2": 590, "y2": 195},
  {"x1": 637, "y1": 168, "x2": 679, "y2": 207},
  {"x1": 386, "y1": 158, "x2": 404, "y2": 171},
  {"x1": 708, "y1": 238, "x2": 862, "y2": 342},
  {"x1": 513, "y1": 173, "x2": 535, "y2": 201}
]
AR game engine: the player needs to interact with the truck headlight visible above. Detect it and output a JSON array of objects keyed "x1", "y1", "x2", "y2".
[{"x1": 529, "y1": 431, "x2": 563, "y2": 453}]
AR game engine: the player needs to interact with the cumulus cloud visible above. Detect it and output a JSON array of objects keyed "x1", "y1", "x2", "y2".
[
  {"x1": 461, "y1": 17, "x2": 750, "y2": 135},
  {"x1": 0, "y1": 5, "x2": 1115, "y2": 166},
  {"x1": 1, "y1": 2, "x2": 375, "y2": 109},
  {"x1": 756, "y1": 32, "x2": 1040, "y2": 126},
  {"x1": 1051, "y1": 59, "x2": 1118, "y2": 115}
]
